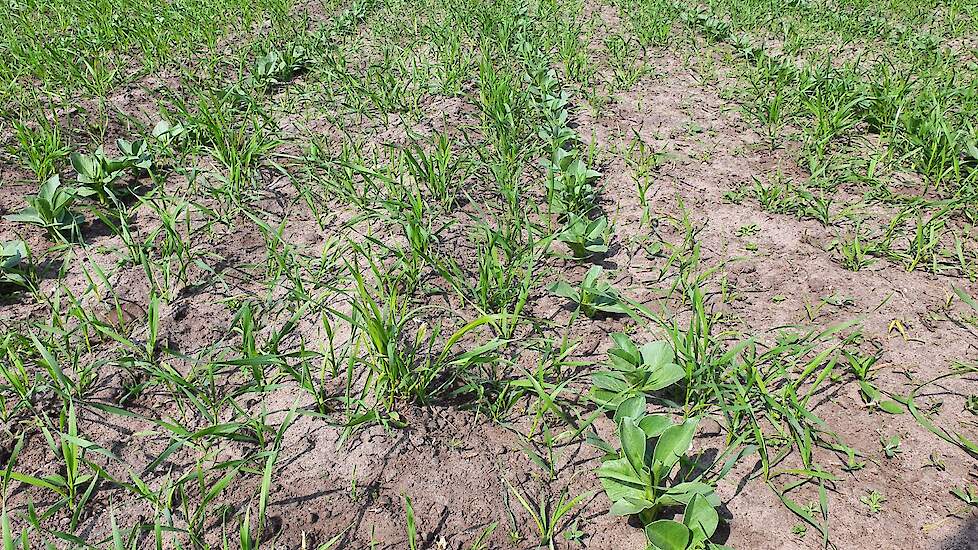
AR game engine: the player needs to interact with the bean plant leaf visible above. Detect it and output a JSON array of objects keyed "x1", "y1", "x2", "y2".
[
  {"x1": 610, "y1": 496, "x2": 656, "y2": 516},
  {"x1": 610, "y1": 332, "x2": 641, "y2": 366},
  {"x1": 591, "y1": 334, "x2": 685, "y2": 408},
  {"x1": 659, "y1": 481, "x2": 720, "y2": 507},
  {"x1": 640, "y1": 340, "x2": 675, "y2": 369},
  {"x1": 639, "y1": 414, "x2": 674, "y2": 438},
  {"x1": 620, "y1": 417, "x2": 647, "y2": 475},
  {"x1": 652, "y1": 419, "x2": 699, "y2": 477},
  {"x1": 614, "y1": 395, "x2": 647, "y2": 423},
  {"x1": 597, "y1": 457, "x2": 644, "y2": 486},
  {"x1": 684, "y1": 494, "x2": 719, "y2": 544},
  {"x1": 645, "y1": 520, "x2": 691, "y2": 550}
]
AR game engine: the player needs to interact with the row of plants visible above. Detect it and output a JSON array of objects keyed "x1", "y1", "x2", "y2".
[
  {"x1": 676, "y1": 3, "x2": 978, "y2": 189},
  {"x1": 0, "y1": 2, "x2": 386, "y2": 545},
  {"x1": 601, "y1": 0, "x2": 978, "y2": 280}
]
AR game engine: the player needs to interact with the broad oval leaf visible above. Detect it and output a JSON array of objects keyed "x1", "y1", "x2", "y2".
[
  {"x1": 610, "y1": 333, "x2": 641, "y2": 366},
  {"x1": 548, "y1": 280, "x2": 578, "y2": 300},
  {"x1": 652, "y1": 418, "x2": 699, "y2": 478},
  {"x1": 659, "y1": 482, "x2": 720, "y2": 507},
  {"x1": 638, "y1": 414, "x2": 674, "y2": 438},
  {"x1": 640, "y1": 340, "x2": 675, "y2": 368},
  {"x1": 610, "y1": 496, "x2": 656, "y2": 516},
  {"x1": 614, "y1": 395, "x2": 647, "y2": 423},
  {"x1": 645, "y1": 520, "x2": 691, "y2": 550},
  {"x1": 641, "y1": 361, "x2": 685, "y2": 392},
  {"x1": 620, "y1": 417, "x2": 648, "y2": 474},
  {"x1": 600, "y1": 477, "x2": 646, "y2": 504},
  {"x1": 592, "y1": 371, "x2": 629, "y2": 393},
  {"x1": 597, "y1": 457, "x2": 644, "y2": 485},
  {"x1": 683, "y1": 493, "x2": 719, "y2": 543},
  {"x1": 879, "y1": 400, "x2": 905, "y2": 414}
]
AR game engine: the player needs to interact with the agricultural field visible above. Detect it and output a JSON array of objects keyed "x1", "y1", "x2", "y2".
[{"x1": 2, "y1": 0, "x2": 978, "y2": 547}]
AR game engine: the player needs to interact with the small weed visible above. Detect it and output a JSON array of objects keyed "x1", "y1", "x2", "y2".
[
  {"x1": 835, "y1": 229, "x2": 876, "y2": 271},
  {"x1": 860, "y1": 490, "x2": 886, "y2": 514},
  {"x1": 503, "y1": 479, "x2": 590, "y2": 550},
  {"x1": 951, "y1": 485, "x2": 978, "y2": 508},
  {"x1": 12, "y1": 116, "x2": 70, "y2": 181},
  {"x1": 965, "y1": 395, "x2": 978, "y2": 416},
  {"x1": 736, "y1": 223, "x2": 759, "y2": 237},
  {"x1": 879, "y1": 434, "x2": 902, "y2": 459}
]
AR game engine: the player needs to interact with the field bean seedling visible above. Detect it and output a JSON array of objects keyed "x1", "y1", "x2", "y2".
[{"x1": 2, "y1": 0, "x2": 978, "y2": 548}]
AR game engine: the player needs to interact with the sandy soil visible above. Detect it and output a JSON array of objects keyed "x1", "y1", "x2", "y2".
[{"x1": 1, "y1": 0, "x2": 977, "y2": 549}]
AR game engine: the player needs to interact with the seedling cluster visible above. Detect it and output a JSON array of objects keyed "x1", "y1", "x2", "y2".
[{"x1": 1, "y1": 0, "x2": 976, "y2": 548}]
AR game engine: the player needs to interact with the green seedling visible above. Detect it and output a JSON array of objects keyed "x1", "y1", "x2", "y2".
[
  {"x1": 469, "y1": 522, "x2": 497, "y2": 550},
  {"x1": 403, "y1": 494, "x2": 418, "y2": 550},
  {"x1": 503, "y1": 479, "x2": 590, "y2": 550},
  {"x1": 951, "y1": 485, "x2": 978, "y2": 507},
  {"x1": 860, "y1": 490, "x2": 885, "y2": 514},
  {"x1": 798, "y1": 189, "x2": 835, "y2": 225},
  {"x1": 71, "y1": 140, "x2": 151, "y2": 202},
  {"x1": 12, "y1": 116, "x2": 70, "y2": 181},
  {"x1": 402, "y1": 131, "x2": 468, "y2": 207},
  {"x1": 340, "y1": 267, "x2": 502, "y2": 407},
  {"x1": 880, "y1": 434, "x2": 902, "y2": 458},
  {"x1": 604, "y1": 34, "x2": 648, "y2": 89},
  {"x1": 966, "y1": 395, "x2": 978, "y2": 416},
  {"x1": 8, "y1": 402, "x2": 116, "y2": 523},
  {"x1": 736, "y1": 223, "x2": 759, "y2": 237},
  {"x1": 835, "y1": 230, "x2": 875, "y2": 272},
  {"x1": 117, "y1": 138, "x2": 153, "y2": 170},
  {"x1": 557, "y1": 214, "x2": 610, "y2": 259},
  {"x1": 844, "y1": 351, "x2": 903, "y2": 414},
  {"x1": 546, "y1": 147, "x2": 601, "y2": 216},
  {"x1": 249, "y1": 43, "x2": 311, "y2": 88},
  {"x1": 473, "y1": 224, "x2": 534, "y2": 322},
  {"x1": 590, "y1": 333, "x2": 684, "y2": 409},
  {"x1": 841, "y1": 448, "x2": 866, "y2": 472},
  {"x1": 549, "y1": 266, "x2": 632, "y2": 318},
  {"x1": 0, "y1": 240, "x2": 31, "y2": 291},
  {"x1": 4, "y1": 174, "x2": 84, "y2": 240},
  {"x1": 527, "y1": 62, "x2": 577, "y2": 148},
  {"x1": 926, "y1": 453, "x2": 947, "y2": 471},
  {"x1": 563, "y1": 519, "x2": 584, "y2": 543},
  {"x1": 152, "y1": 118, "x2": 195, "y2": 147},
  {"x1": 596, "y1": 397, "x2": 720, "y2": 549}
]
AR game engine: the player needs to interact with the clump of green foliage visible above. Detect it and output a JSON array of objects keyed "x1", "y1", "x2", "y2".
[
  {"x1": 4, "y1": 175, "x2": 84, "y2": 240},
  {"x1": 549, "y1": 266, "x2": 632, "y2": 318},
  {"x1": 0, "y1": 240, "x2": 31, "y2": 292},
  {"x1": 596, "y1": 395, "x2": 722, "y2": 550},
  {"x1": 71, "y1": 139, "x2": 152, "y2": 202},
  {"x1": 590, "y1": 333, "x2": 685, "y2": 408},
  {"x1": 557, "y1": 214, "x2": 610, "y2": 259},
  {"x1": 248, "y1": 43, "x2": 312, "y2": 88}
]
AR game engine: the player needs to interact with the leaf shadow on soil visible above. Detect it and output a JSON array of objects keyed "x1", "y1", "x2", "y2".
[{"x1": 941, "y1": 515, "x2": 978, "y2": 550}]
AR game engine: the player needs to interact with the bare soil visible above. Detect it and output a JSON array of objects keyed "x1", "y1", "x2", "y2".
[{"x1": 1, "y1": 1, "x2": 977, "y2": 549}]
